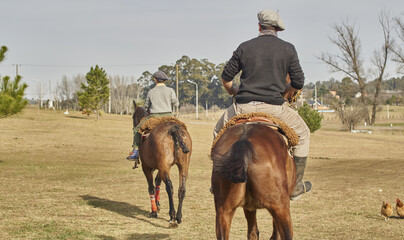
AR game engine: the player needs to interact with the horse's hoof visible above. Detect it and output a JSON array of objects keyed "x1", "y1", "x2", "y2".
[
  {"x1": 169, "y1": 221, "x2": 178, "y2": 228},
  {"x1": 149, "y1": 212, "x2": 158, "y2": 218},
  {"x1": 176, "y1": 215, "x2": 182, "y2": 224}
]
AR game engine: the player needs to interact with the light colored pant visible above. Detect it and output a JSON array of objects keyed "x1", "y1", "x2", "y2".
[{"x1": 213, "y1": 101, "x2": 310, "y2": 157}]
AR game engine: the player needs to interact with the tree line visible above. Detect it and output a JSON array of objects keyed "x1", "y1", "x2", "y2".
[{"x1": 54, "y1": 55, "x2": 236, "y2": 115}]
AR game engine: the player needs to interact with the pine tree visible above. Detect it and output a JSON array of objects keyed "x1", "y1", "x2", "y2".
[
  {"x1": 0, "y1": 46, "x2": 28, "y2": 118},
  {"x1": 77, "y1": 65, "x2": 110, "y2": 120}
]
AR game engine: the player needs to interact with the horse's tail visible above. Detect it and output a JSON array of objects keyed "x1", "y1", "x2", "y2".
[
  {"x1": 212, "y1": 136, "x2": 253, "y2": 183},
  {"x1": 169, "y1": 125, "x2": 190, "y2": 154}
]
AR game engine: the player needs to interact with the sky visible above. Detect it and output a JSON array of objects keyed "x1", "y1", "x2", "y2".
[{"x1": 0, "y1": 0, "x2": 403, "y2": 99}]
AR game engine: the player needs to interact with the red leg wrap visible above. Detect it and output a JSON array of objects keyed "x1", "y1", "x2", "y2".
[
  {"x1": 150, "y1": 195, "x2": 157, "y2": 212},
  {"x1": 155, "y1": 186, "x2": 160, "y2": 202}
]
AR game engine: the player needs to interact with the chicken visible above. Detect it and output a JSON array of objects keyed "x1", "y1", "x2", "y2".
[
  {"x1": 396, "y1": 198, "x2": 404, "y2": 218},
  {"x1": 381, "y1": 201, "x2": 393, "y2": 221}
]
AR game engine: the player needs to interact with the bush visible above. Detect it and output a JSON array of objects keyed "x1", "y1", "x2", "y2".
[
  {"x1": 0, "y1": 76, "x2": 28, "y2": 118},
  {"x1": 297, "y1": 102, "x2": 323, "y2": 133}
]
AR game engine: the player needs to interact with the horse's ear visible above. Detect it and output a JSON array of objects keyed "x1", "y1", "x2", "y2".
[{"x1": 133, "y1": 100, "x2": 137, "y2": 109}]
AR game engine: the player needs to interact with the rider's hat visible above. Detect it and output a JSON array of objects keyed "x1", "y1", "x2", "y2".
[
  {"x1": 153, "y1": 71, "x2": 169, "y2": 81},
  {"x1": 257, "y1": 9, "x2": 285, "y2": 31}
]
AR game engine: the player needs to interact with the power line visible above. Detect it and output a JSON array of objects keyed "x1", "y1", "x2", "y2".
[{"x1": 0, "y1": 63, "x2": 166, "y2": 68}]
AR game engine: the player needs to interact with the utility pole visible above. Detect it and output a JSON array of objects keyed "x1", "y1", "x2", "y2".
[
  {"x1": 13, "y1": 64, "x2": 21, "y2": 76},
  {"x1": 387, "y1": 104, "x2": 389, "y2": 119},
  {"x1": 187, "y1": 80, "x2": 198, "y2": 119},
  {"x1": 108, "y1": 81, "x2": 111, "y2": 114},
  {"x1": 206, "y1": 101, "x2": 208, "y2": 118},
  {"x1": 314, "y1": 82, "x2": 318, "y2": 110},
  {"x1": 176, "y1": 64, "x2": 179, "y2": 117}
]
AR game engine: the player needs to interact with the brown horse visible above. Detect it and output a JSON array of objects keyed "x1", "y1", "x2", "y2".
[
  {"x1": 211, "y1": 122, "x2": 296, "y2": 240},
  {"x1": 132, "y1": 101, "x2": 192, "y2": 227}
]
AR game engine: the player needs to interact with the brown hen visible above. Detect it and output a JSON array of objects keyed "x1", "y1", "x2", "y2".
[{"x1": 381, "y1": 201, "x2": 393, "y2": 221}]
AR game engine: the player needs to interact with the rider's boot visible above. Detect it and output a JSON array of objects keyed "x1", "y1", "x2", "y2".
[
  {"x1": 290, "y1": 156, "x2": 312, "y2": 201},
  {"x1": 127, "y1": 149, "x2": 140, "y2": 169}
]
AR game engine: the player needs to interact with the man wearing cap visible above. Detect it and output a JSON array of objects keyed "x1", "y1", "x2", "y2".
[
  {"x1": 213, "y1": 9, "x2": 312, "y2": 200},
  {"x1": 128, "y1": 70, "x2": 179, "y2": 162}
]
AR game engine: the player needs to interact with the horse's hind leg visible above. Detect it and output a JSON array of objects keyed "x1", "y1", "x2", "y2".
[
  {"x1": 216, "y1": 207, "x2": 236, "y2": 240},
  {"x1": 154, "y1": 175, "x2": 162, "y2": 212},
  {"x1": 175, "y1": 164, "x2": 188, "y2": 224},
  {"x1": 244, "y1": 208, "x2": 259, "y2": 240},
  {"x1": 269, "y1": 204, "x2": 293, "y2": 240},
  {"x1": 162, "y1": 173, "x2": 177, "y2": 227},
  {"x1": 142, "y1": 167, "x2": 158, "y2": 218}
]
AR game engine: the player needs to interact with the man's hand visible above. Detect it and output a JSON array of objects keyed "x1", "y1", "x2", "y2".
[{"x1": 284, "y1": 84, "x2": 300, "y2": 103}]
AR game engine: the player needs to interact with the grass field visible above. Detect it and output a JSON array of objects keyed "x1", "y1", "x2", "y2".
[{"x1": 0, "y1": 106, "x2": 403, "y2": 240}]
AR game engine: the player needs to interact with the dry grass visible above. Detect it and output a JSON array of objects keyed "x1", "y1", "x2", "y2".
[{"x1": 0, "y1": 106, "x2": 403, "y2": 239}]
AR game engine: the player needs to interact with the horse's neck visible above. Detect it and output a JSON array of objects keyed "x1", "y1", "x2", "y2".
[{"x1": 137, "y1": 109, "x2": 149, "y2": 123}]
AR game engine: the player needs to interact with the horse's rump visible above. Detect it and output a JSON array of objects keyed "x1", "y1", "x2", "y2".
[
  {"x1": 168, "y1": 124, "x2": 190, "y2": 154},
  {"x1": 211, "y1": 123, "x2": 291, "y2": 185},
  {"x1": 211, "y1": 134, "x2": 253, "y2": 183}
]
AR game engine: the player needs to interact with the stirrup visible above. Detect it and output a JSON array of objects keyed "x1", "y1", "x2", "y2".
[{"x1": 290, "y1": 181, "x2": 312, "y2": 201}]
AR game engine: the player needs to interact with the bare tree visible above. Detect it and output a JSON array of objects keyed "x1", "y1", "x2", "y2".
[
  {"x1": 318, "y1": 20, "x2": 370, "y2": 123},
  {"x1": 72, "y1": 74, "x2": 85, "y2": 111},
  {"x1": 391, "y1": 14, "x2": 404, "y2": 73},
  {"x1": 319, "y1": 11, "x2": 395, "y2": 126},
  {"x1": 370, "y1": 10, "x2": 393, "y2": 125},
  {"x1": 109, "y1": 75, "x2": 138, "y2": 114},
  {"x1": 56, "y1": 75, "x2": 73, "y2": 109},
  {"x1": 36, "y1": 82, "x2": 46, "y2": 108},
  {"x1": 110, "y1": 75, "x2": 127, "y2": 114},
  {"x1": 343, "y1": 103, "x2": 369, "y2": 131}
]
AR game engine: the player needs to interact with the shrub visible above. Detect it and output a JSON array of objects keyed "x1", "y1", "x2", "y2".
[{"x1": 297, "y1": 102, "x2": 323, "y2": 133}]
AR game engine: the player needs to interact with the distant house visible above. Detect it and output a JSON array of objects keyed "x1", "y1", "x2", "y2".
[
  {"x1": 306, "y1": 100, "x2": 329, "y2": 110},
  {"x1": 329, "y1": 90, "x2": 340, "y2": 101}
]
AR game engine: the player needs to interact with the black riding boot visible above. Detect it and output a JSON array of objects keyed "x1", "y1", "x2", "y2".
[{"x1": 290, "y1": 156, "x2": 312, "y2": 201}]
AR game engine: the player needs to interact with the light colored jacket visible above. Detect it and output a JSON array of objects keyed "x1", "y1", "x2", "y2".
[{"x1": 144, "y1": 83, "x2": 179, "y2": 113}]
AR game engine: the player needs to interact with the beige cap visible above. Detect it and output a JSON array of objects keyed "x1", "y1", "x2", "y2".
[{"x1": 257, "y1": 9, "x2": 285, "y2": 31}]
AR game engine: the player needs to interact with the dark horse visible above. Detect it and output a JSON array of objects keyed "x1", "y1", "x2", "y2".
[
  {"x1": 132, "y1": 101, "x2": 192, "y2": 227},
  {"x1": 211, "y1": 122, "x2": 296, "y2": 240}
]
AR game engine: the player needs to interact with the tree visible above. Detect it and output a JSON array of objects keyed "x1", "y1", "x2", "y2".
[
  {"x1": 0, "y1": 46, "x2": 7, "y2": 62},
  {"x1": 0, "y1": 76, "x2": 28, "y2": 118},
  {"x1": 338, "y1": 77, "x2": 358, "y2": 105},
  {"x1": 370, "y1": 10, "x2": 393, "y2": 125},
  {"x1": 391, "y1": 14, "x2": 404, "y2": 73},
  {"x1": 56, "y1": 75, "x2": 73, "y2": 109},
  {"x1": 340, "y1": 103, "x2": 369, "y2": 131},
  {"x1": 297, "y1": 102, "x2": 323, "y2": 133},
  {"x1": 77, "y1": 65, "x2": 110, "y2": 120},
  {"x1": 318, "y1": 20, "x2": 369, "y2": 123},
  {"x1": 110, "y1": 75, "x2": 138, "y2": 114},
  {"x1": 319, "y1": 11, "x2": 393, "y2": 126},
  {"x1": 137, "y1": 71, "x2": 153, "y2": 99},
  {"x1": 0, "y1": 46, "x2": 28, "y2": 118}
]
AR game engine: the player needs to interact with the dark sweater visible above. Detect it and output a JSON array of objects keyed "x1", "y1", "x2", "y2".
[{"x1": 221, "y1": 34, "x2": 305, "y2": 105}]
